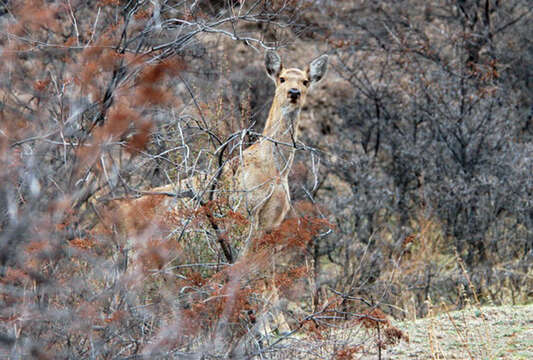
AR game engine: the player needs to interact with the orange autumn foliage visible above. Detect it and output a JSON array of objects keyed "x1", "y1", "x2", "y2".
[{"x1": 69, "y1": 237, "x2": 96, "y2": 250}]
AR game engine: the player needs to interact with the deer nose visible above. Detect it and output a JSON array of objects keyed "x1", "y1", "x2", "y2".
[{"x1": 288, "y1": 88, "x2": 301, "y2": 100}]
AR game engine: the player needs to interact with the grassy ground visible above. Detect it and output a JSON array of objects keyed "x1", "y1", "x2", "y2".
[{"x1": 380, "y1": 304, "x2": 533, "y2": 359}]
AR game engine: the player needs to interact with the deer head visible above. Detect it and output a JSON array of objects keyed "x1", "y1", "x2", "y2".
[{"x1": 265, "y1": 51, "x2": 328, "y2": 109}]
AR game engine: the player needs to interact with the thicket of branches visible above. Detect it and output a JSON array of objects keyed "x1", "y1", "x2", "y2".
[
  {"x1": 305, "y1": 0, "x2": 532, "y2": 318},
  {"x1": 0, "y1": 0, "x2": 531, "y2": 358}
]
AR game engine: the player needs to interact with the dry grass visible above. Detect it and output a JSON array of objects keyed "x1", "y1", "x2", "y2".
[
  {"x1": 242, "y1": 303, "x2": 533, "y2": 359},
  {"x1": 387, "y1": 304, "x2": 533, "y2": 360}
]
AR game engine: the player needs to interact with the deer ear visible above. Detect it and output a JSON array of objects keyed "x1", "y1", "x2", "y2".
[
  {"x1": 265, "y1": 51, "x2": 282, "y2": 81},
  {"x1": 308, "y1": 54, "x2": 328, "y2": 85}
]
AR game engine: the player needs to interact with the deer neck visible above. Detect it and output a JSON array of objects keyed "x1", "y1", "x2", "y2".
[{"x1": 260, "y1": 103, "x2": 301, "y2": 177}]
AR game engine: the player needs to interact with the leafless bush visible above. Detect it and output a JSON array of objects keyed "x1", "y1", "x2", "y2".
[{"x1": 304, "y1": 0, "x2": 533, "y2": 318}]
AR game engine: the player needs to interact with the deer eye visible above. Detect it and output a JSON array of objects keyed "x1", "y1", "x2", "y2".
[
  {"x1": 279, "y1": 77, "x2": 285, "y2": 83},
  {"x1": 303, "y1": 79, "x2": 309, "y2": 87}
]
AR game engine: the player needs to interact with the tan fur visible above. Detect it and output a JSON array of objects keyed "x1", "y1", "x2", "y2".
[{"x1": 98, "y1": 52, "x2": 328, "y2": 252}]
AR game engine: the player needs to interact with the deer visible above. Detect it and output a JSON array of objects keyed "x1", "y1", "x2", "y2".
[
  {"x1": 226, "y1": 51, "x2": 328, "y2": 246},
  {"x1": 102, "y1": 50, "x2": 328, "y2": 247},
  {"x1": 95, "y1": 51, "x2": 328, "y2": 344}
]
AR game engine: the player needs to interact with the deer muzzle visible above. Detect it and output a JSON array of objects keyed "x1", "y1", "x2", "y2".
[{"x1": 288, "y1": 88, "x2": 301, "y2": 102}]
